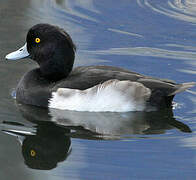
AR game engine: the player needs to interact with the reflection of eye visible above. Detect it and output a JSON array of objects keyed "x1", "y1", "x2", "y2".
[
  {"x1": 30, "y1": 149, "x2": 36, "y2": 157},
  {"x1": 35, "y1": 38, "x2": 41, "y2": 43}
]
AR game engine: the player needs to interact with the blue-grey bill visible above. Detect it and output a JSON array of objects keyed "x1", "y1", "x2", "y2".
[{"x1": 5, "y1": 43, "x2": 29, "y2": 60}]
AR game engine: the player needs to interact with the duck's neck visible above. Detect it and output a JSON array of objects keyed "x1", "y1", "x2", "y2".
[{"x1": 38, "y1": 47, "x2": 75, "y2": 82}]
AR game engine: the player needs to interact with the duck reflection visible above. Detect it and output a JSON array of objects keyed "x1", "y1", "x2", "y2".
[
  {"x1": 1, "y1": 107, "x2": 71, "y2": 170},
  {"x1": 50, "y1": 108, "x2": 192, "y2": 137},
  {"x1": 21, "y1": 123, "x2": 71, "y2": 170},
  {"x1": 18, "y1": 103, "x2": 192, "y2": 138},
  {"x1": 1, "y1": 104, "x2": 191, "y2": 170}
]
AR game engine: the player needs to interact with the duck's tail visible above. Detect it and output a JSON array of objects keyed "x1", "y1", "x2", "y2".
[{"x1": 169, "y1": 82, "x2": 196, "y2": 96}]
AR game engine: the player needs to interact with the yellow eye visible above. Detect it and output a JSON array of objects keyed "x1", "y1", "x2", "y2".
[
  {"x1": 35, "y1": 38, "x2": 41, "y2": 43},
  {"x1": 30, "y1": 149, "x2": 36, "y2": 157}
]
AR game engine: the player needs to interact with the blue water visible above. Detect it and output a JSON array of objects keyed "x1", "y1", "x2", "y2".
[{"x1": 0, "y1": 0, "x2": 196, "y2": 179}]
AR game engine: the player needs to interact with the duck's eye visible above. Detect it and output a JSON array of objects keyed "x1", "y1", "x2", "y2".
[
  {"x1": 35, "y1": 38, "x2": 41, "y2": 43},
  {"x1": 30, "y1": 149, "x2": 36, "y2": 157}
]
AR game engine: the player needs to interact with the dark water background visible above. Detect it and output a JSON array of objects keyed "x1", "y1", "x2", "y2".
[{"x1": 0, "y1": 0, "x2": 196, "y2": 179}]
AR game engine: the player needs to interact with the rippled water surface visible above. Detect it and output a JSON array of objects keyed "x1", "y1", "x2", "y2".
[{"x1": 0, "y1": 0, "x2": 196, "y2": 179}]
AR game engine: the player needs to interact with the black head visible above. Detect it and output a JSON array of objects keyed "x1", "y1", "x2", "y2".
[
  {"x1": 27, "y1": 24, "x2": 76, "y2": 81},
  {"x1": 7, "y1": 24, "x2": 76, "y2": 81}
]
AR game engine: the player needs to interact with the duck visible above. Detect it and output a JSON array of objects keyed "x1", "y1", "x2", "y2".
[{"x1": 5, "y1": 23, "x2": 195, "y2": 112}]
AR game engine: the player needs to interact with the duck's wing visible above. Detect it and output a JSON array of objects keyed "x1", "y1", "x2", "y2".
[
  {"x1": 53, "y1": 66, "x2": 143, "y2": 90},
  {"x1": 53, "y1": 65, "x2": 169, "y2": 90},
  {"x1": 52, "y1": 66, "x2": 195, "y2": 103}
]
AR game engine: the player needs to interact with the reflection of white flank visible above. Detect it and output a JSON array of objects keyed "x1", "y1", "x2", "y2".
[
  {"x1": 137, "y1": 0, "x2": 196, "y2": 24},
  {"x1": 49, "y1": 109, "x2": 150, "y2": 136},
  {"x1": 108, "y1": 28, "x2": 143, "y2": 38}
]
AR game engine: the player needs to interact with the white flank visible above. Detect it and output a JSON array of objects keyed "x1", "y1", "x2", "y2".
[{"x1": 49, "y1": 79, "x2": 151, "y2": 112}]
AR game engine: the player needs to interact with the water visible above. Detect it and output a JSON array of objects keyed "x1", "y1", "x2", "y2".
[{"x1": 0, "y1": 0, "x2": 196, "y2": 179}]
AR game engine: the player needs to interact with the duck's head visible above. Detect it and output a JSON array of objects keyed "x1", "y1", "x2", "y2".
[{"x1": 6, "y1": 24, "x2": 76, "y2": 81}]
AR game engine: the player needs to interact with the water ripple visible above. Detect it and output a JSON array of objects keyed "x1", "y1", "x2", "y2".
[
  {"x1": 85, "y1": 45, "x2": 196, "y2": 60},
  {"x1": 137, "y1": 0, "x2": 196, "y2": 24},
  {"x1": 108, "y1": 28, "x2": 143, "y2": 38}
]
